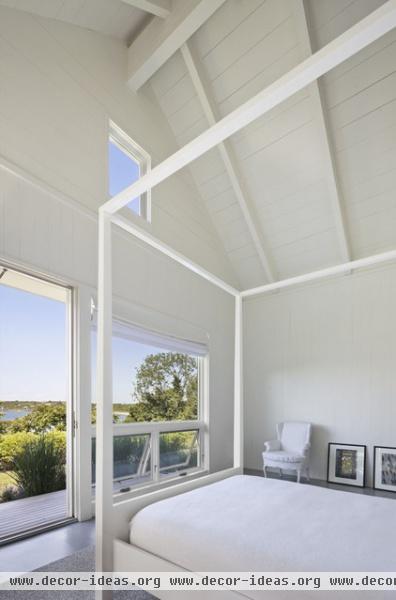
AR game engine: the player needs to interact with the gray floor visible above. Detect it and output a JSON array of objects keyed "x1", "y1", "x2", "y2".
[
  {"x1": 0, "y1": 519, "x2": 95, "y2": 572},
  {"x1": 245, "y1": 468, "x2": 396, "y2": 499}
]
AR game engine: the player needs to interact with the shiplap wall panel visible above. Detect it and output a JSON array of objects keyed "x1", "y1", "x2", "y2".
[
  {"x1": 244, "y1": 263, "x2": 396, "y2": 484},
  {"x1": 0, "y1": 6, "x2": 238, "y2": 286},
  {"x1": 0, "y1": 0, "x2": 148, "y2": 42},
  {"x1": 0, "y1": 161, "x2": 236, "y2": 473}
]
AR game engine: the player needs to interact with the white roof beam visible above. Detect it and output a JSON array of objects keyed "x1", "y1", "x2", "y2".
[
  {"x1": 292, "y1": 0, "x2": 351, "y2": 262},
  {"x1": 120, "y1": 0, "x2": 171, "y2": 19},
  {"x1": 181, "y1": 43, "x2": 275, "y2": 283},
  {"x1": 242, "y1": 248, "x2": 396, "y2": 298},
  {"x1": 104, "y1": 0, "x2": 396, "y2": 215},
  {"x1": 127, "y1": 0, "x2": 227, "y2": 91}
]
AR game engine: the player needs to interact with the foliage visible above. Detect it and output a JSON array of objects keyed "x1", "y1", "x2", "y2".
[
  {"x1": 0, "y1": 412, "x2": 6, "y2": 434},
  {"x1": 9, "y1": 403, "x2": 66, "y2": 433},
  {"x1": 0, "y1": 470, "x2": 14, "y2": 494},
  {"x1": 0, "y1": 431, "x2": 37, "y2": 470},
  {"x1": 10, "y1": 434, "x2": 66, "y2": 497},
  {"x1": 126, "y1": 353, "x2": 198, "y2": 422},
  {"x1": 0, "y1": 430, "x2": 65, "y2": 471},
  {"x1": 0, "y1": 484, "x2": 22, "y2": 503},
  {"x1": 91, "y1": 405, "x2": 120, "y2": 425},
  {"x1": 91, "y1": 434, "x2": 149, "y2": 483}
]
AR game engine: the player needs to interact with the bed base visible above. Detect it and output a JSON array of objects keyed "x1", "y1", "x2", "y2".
[{"x1": 113, "y1": 539, "x2": 246, "y2": 600}]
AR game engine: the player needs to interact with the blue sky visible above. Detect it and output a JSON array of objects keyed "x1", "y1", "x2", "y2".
[
  {"x1": 0, "y1": 143, "x2": 149, "y2": 405},
  {"x1": 0, "y1": 283, "x2": 161, "y2": 404},
  {"x1": 108, "y1": 140, "x2": 140, "y2": 214},
  {"x1": 0, "y1": 285, "x2": 67, "y2": 403}
]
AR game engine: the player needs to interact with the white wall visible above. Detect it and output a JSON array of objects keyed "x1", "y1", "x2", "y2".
[
  {"x1": 0, "y1": 7, "x2": 236, "y2": 517},
  {"x1": 244, "y1": 264, "x2": 396, "y2": 486},
  {"x1": 0, "y1": 5, "x2": 237, "y2": 286}
]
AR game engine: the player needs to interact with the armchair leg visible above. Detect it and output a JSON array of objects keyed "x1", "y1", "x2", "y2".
[
  {"x1": 263, "y1": 465, "x2": 267, "y2": 477},
  {"x1": 297, "y1": 469, "x2": 301, "y2": 484}
]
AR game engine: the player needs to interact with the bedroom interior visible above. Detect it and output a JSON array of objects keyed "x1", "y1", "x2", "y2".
[{"x1": 0, "y1": 0, "x2": 396, "y2": 598}]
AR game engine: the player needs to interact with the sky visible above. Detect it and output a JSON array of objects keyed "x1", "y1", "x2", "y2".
[
  {"x1": 108, "y1": 140, "x2": 141, "y2": 215},
  {"x1": 0, "y1": 141, "x2": 150, "y2": 405},
  {"x1": 0, "y1": 283, "x2": 162, "y2": 405}
]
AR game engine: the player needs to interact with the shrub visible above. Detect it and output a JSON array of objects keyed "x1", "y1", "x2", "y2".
[
  {"x1": 0, "y1": 432, "x2": 36, "y2": 470},
  {"x1": 11, "y1": 434, "x2": 66, "y2": 497},
  {"x1": 0, "y1": 484, "x2": 23, "y2": 503}
]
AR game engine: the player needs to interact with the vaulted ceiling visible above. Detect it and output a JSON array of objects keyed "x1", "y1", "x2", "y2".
[{"x1": 3, "y1": 0, "x2": 396, "y2": 291}]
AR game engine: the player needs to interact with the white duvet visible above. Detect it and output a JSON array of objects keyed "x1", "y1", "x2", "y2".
[{"x1": 130, "y1": 475, "x2": 396, "y2": 598}]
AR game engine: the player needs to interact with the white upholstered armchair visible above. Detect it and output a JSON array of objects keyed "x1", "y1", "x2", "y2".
[{"x1": 262, "y1": 422, "x2": 312, "y2": 483}]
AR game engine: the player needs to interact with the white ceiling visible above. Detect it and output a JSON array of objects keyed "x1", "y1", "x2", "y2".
[
  {"x1": 2, "y1": 0, "x2": 395, "y2": 291},
  {"x1": 149, "y1": 0, "x2": 396, "y2": 289},
  {"x1": 0, "y1": 0, "x2": 150, "y2": 42}
]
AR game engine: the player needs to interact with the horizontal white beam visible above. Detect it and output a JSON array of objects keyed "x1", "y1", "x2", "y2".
[
  {"x1": 181, "y1": 43, "x2": 275, "y2": 283},
  {"x1": 120, "y1": 0, "x2": 171, "y2": 18},
  {"x1": 241, "y1": 248, "x2": 396, "y2": 298},
  {"x1": 127, "y1": 0, "x2": 227, "y2": 91},
  {"x1": 104, "y1": 0, "x2": 396, "y2": 215},
  {"x1": 111, "y1": 214, "x2": 239, "y2": 296}
]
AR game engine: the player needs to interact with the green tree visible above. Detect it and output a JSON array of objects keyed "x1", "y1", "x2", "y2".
[
  {"x1": 9, "y1": 403, "x2": 66, "y2": 433},
  {"x1": 0, "y1": 411, "x2": 6, "y2": 434},
  {"x1": 126, "y1": 353, "x2": 198, "y2": 422}
]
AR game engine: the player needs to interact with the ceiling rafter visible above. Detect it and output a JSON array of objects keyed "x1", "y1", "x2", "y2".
[
  {"x1": 180, "y1": 42, "x2": 275, "y2": 284},
  {"x1": 127, "y1": 0, "x2": 227, "y2": 91},
  {"x1": 119, "y1": 0, "x2": 171, "y2": 19},
  {"x1": 292, "y1": 0, "x2": 351, "y2": 263},
  {"x1": 107, "y1": 0, "x2": 396, "y2": 216}
]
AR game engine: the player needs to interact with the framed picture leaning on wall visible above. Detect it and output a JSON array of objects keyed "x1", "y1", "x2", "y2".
[
  {"x1": 373, "y1": 446, "x2": 396, "y2": 493},
  {"x1": 327, "y1": 443, "x2": 366, "y2": 488}
]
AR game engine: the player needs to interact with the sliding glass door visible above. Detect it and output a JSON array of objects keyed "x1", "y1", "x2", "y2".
[{"x1": 0, "y1": 265, "x2": 74, "y2": 542}]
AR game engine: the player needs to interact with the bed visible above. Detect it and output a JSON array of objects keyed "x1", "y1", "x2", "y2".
[{"x1": 118, "y1": 475, "x2": 396, "y2": 599}]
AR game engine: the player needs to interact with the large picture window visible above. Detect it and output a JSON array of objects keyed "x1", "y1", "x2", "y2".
[{"x1": 91, "y1": 318, "x2": 208, "y2": 495}]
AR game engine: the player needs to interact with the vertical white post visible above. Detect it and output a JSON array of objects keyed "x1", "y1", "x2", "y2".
[
  {"x1": 233, "y1": 295, "x2": 243, "y2": 471},
  {"x1": 74, "y1": 286, "x2": 94, "y2": 521},
  {"x1": 96, "y1": 210, "x2": 114, "y2": 599}
]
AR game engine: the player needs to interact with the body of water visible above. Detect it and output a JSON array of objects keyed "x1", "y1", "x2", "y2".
[{"x1": 0, "y1": 408, "x2": 30, "y2": 421}]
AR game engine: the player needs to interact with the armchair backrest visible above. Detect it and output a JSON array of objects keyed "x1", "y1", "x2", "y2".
[{"x1": 276, "y1": 421, "x2": 311, "y2": 454}]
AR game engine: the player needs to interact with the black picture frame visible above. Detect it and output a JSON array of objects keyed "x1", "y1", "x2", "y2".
[
  {"x1": 327, "y1": 443, "x2": 366, "y2": 488},
  {"x1": 373, "y1": 446, "x2": 396, "y2": 493}
]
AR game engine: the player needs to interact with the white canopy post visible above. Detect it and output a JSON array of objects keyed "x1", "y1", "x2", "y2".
[
  {"x1": 95, "y1": 210, "x2": 114, "y2": 600},
  {"x1": 234, "y1": 295, "x2": 243, "y2": 471}
]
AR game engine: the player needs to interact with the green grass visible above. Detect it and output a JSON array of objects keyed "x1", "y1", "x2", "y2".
[{"x1": 0, "y1": 471, "x2": 14, "y2": 493}]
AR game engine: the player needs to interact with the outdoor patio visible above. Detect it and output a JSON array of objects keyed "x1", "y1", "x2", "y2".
[{"x1": 0, "y1": 489, "x2": 68, "y2": 543}]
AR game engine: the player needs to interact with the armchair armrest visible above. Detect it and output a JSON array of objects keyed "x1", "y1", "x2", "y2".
[
  {"x1": 264, "y1": 440, "x2": 281, "y2": 452},
  {"x1": 301, "y1": 442, "x2": 311, "y2": 457}
]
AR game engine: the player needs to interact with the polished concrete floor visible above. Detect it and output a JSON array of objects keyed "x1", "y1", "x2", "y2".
[
  {"x1": 245, "y1": 468, "x2": 396, "y2": 499},
  {"x1": 0, "y1": 519, "x2": 95, "y2": 572}
]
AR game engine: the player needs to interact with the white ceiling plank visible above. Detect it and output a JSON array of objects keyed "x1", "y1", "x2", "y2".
[
  {"x1": 242, "y1": 247, "x2": 396, "y2": 298},
  {"x1": 119, "y1": 0, "x2": 171, "y2": 19},
  {"x1": 292, "y1": 0, "x2": 351, "y2": 262},
  {"x1": 127, "y1": 0, "x2": 227, "y2": 91},
  {"x1": 105, "y1": 0, "x2": 396, "y2": 215},
  {"x1": 181, "y1": 42, "x2": 275, "y2": 283}
]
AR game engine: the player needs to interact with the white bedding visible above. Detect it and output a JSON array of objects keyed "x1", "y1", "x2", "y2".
[{"x1": 130, "y1": 475, "x2": 396, "y2": 598}]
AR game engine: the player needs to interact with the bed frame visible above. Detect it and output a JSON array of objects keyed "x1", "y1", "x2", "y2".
[{"x1": 95, "y1": 4, "x2": 396, "y2": 598}]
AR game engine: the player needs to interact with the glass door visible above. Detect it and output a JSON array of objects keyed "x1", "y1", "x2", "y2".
[{"x1": 0, "y1": 265, "x2": 74, "y2": 543}]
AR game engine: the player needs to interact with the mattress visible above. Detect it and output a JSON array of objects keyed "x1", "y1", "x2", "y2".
[{"x1": 130, "y1": 475, "x2": 396, "y2": 598}]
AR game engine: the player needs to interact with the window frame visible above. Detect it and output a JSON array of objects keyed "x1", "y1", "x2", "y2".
[
  {"x1": 90, "y1": 314, "x2": 209, "y2": 499},
  {"x1": 108, "y1": 121, "x2": 151, "y2": 222}
]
